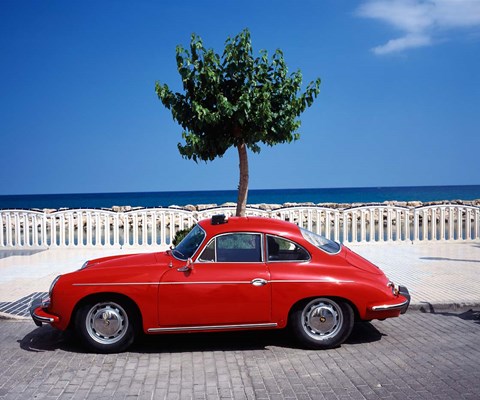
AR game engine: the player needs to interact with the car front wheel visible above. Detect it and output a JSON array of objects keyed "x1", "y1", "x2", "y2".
[
  {"x1": 76, "y1": 299, "x2": 137, "y2": 353},
  {"x1": 290, "y1": 297, "x2": 354, "y2": 349}
]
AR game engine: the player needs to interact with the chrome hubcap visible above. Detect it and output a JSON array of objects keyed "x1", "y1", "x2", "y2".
[
  {"x1": 86, "y1": 302, "x2": 128, "y2": 345},
  {"x1": 302, "y1": 298, "x2": 343, "y2": 340}
]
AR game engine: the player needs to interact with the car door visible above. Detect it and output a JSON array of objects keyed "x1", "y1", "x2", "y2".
[{"x1": 157, "y1": 232, "x2": 272, "y2": 328}]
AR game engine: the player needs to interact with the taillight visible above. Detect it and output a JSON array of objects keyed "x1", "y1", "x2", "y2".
[{"x1": 388, "y1": 281, "x2": 400, "y2": 296}]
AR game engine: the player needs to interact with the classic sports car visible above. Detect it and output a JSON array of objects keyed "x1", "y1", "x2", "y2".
[{"x1": 31, "y1": 215, "x2": 410, "y2": 353}]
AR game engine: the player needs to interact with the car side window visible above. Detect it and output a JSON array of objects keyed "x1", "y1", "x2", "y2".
[
  {"x1": 267, "y1": 235, "x2": 310, "y2": 262},
  {"x1": 198, "y1": 240, "x2": 216, "y2": 262},
  {"x1": 213, "y1": 233, "x2": 263, "y2": 262}
]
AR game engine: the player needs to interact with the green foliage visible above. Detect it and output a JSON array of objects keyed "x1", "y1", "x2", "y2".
[
  {"x1": 155, "y1": 28, "x2": 321, "y2": 162},
  {"x1": 156, "y1": 28, "x2": 321, "y2": 216},
  {"x1": 172, "y1": 225, "x2": 194, "y2": 247}
]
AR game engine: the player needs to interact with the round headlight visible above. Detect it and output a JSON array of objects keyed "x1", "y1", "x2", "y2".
[{"x1": 49, "y1": 275, "x2": 61, "y2": 296}]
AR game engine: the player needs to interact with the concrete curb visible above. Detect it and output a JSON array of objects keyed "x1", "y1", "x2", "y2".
[
  {"x1": 0, "y1": 311, "x2": 29, "y2": 321},
  {"x1": 409, "y1": 302, "x2": 480, "y2": 313}
]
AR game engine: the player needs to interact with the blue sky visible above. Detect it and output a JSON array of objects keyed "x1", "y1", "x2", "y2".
[{"x1": 1, "y1": 0, "x2": 479, "y2": 195}]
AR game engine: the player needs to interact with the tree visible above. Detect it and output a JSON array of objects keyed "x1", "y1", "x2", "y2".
[{"x1": 156, "y1": 29, "x2": 321, "y2": 217}]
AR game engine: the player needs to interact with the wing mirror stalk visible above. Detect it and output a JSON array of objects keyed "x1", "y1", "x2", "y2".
[{"x1": 177, "y1": 258, "x2": 193, "y2": 272}]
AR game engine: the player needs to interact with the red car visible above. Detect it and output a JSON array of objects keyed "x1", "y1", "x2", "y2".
[{"x1": 31, "y1": 215, "x2": 410, "y2": 353}]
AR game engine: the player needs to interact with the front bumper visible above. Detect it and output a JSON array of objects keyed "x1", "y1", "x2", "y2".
[
  {"x1": 30, "y1": 297, "x2": 59, "y2": 327},
  {"x1": 399, "y1": 285, "x2": 410, "y2": 314},
  {"x1": 371, "y1": 285, "x2": 411, "y2": 314}
]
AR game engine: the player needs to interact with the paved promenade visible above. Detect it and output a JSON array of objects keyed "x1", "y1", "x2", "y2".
[
  {"x1": 1, "y1": 241, "x2": 480, "y2": 318},
  {"x1": 0, "y1": 242, "x2": 479, "y2": 399}
]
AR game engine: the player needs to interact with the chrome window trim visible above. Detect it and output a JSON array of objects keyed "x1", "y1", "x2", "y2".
[
  {"x1": 299, "y1": 227, "x2": 342, "y2": 255},
  {"x1": 172, "y1": 224, "x2": 207, "y2": 261},
  {"x1": 196, "y1": 232, "x2": 264, "y2": 263},
  {"x1": 197, "y1": 238, "x2": 216, "y2": 262}
]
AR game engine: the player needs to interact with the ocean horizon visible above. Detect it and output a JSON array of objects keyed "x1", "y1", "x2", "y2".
[{"x1": 1, "y1": 185, "x2": 479, "y2": 210}]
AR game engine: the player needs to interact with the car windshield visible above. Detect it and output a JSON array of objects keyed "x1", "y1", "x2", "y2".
[
  {"x1": 300, "y1": 227, "x2": 341, "y2": 254},
  {"x1": 172, "y1": 224, "x2": 206, "y2": 260}
]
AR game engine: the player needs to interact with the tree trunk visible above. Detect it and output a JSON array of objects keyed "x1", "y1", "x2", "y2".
[{"x1": 236, "y1": 143, "x2": 249, "y2": 217}]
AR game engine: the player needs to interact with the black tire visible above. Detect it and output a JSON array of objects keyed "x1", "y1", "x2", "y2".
[
  {"x1": 290, "y1": 297, "x2": 354, "y2": 350},
  {"x1": 75, "y1": 297, "x2": 138, "y2": 353}
]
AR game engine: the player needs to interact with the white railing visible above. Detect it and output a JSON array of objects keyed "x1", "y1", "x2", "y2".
[{"x1": 1, "y1": 204, "x2": 479, "y2": 249}]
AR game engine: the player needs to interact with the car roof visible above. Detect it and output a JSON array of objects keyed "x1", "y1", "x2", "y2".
[{"x1": 198, "y1": 216, "x2": 302, "y2": 237}]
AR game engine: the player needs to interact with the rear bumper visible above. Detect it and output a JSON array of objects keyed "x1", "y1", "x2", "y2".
[
  {"x1": 29, "y1": 297, "x2": 59, "y2": 327},
  {"x1": 399, "y1": 285, "x2": 410, "y2": 314},
  {"x1": 371, "y1": 286, "x2": 411, "y2": 314}
]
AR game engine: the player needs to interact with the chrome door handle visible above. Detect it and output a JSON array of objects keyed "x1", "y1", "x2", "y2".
[{"x1": 251, "y1": 278, "x2": 267, "y2": 286}]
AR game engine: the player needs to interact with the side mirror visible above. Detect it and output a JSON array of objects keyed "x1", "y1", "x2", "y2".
[{"x1": 177, "y1": 258, "x2": 193, "y2": 272}]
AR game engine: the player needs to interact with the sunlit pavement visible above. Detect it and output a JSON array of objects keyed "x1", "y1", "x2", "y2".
[
  {"x1": 1, "y1": 241, "x2": 480, "y2": 318},
  {"x1": 349, "y1": 241, "x2": 480, "y2": 310}
]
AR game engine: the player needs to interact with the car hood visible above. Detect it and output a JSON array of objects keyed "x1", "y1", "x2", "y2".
[
  {"x1": 82, "y1": 252, "x2": 170, "y2": 270},
  {"x1": 344, "y1": 247, "x2": 383, "y2": 275}
]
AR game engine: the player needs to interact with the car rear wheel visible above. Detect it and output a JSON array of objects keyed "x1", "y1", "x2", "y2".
[
  {"x1": 76, "y1": 298, "x2": 137, "y2": 353},
  {"x1": 290, "y1": 298, "x2": 354, "y2": 349}
]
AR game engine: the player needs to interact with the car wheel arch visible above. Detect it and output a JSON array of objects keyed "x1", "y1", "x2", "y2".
[{"x1": 70, "y1": 292, "x2": 143, "y2": 330}]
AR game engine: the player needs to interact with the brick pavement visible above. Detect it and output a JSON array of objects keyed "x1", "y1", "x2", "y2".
[{"x1": 0, "y1": 310, "x2": 479, "y2": 399}]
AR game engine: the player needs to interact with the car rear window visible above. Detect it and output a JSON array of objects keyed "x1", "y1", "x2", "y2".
[{"x1": 300, "y1": 227, "x2": 341, "y2": 254}]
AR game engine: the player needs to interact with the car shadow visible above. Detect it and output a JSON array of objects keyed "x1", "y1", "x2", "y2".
[
  {"x1": 419, "y1": 256, "x2": 480, "y2": 263},
  {"x1": 131, "y1": 329, "x2": 292, "y2": 353},
  {"x1": 346, "y1": 321, "x2": 385, "y2": 345},
  {"x1": 19, "y1": 321, "x2": 384, "y2": 353},
  {"x1": 18, "y1": 326, "x2": 86, "y2": 353},
  {"x1": 132, "y1": 320, "x2": 384, "y2": 352},
  {"x1": 18, "y1": 327, "x2": 293, "y2": 353},
  {"x1": 419, "y1": 302, "x2": 480, "y2": 324}
]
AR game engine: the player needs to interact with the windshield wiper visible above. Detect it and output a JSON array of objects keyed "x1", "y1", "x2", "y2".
[{"x1": 172, "y1": 249, "x2": 187, "y2": 260}]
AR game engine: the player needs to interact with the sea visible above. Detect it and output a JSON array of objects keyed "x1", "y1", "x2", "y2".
[{"x1": 0, "y1": 185, "x2": 479, "y2": 210}]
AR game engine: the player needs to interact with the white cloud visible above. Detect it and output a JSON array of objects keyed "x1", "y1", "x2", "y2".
[
  {"x1": 357, "y1": 0, "x2": 480, "y2": 54},
  {"x1": 372, "y1": 33, "x2": 432, "y2": 54}
]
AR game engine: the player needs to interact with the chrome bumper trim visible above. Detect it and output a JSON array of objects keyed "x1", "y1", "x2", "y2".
[
  {"x1": 32, "y1": 312, "x2": 54, "y2": 324},
  {"x1": 29, "y1": 297, "x2": 54, "y2": 327},
  {"x1": 372, "y1": 298, "x2": 410, "y2": 311}
]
